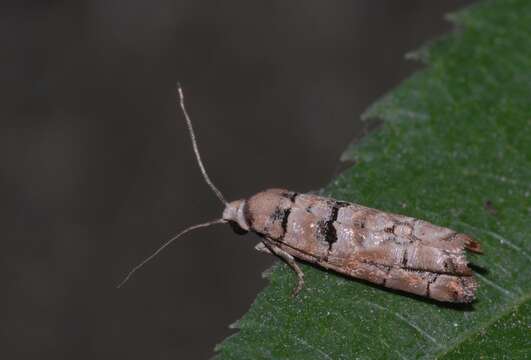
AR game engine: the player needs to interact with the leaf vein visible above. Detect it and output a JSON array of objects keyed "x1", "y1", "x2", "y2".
[
  {"x1": 433, "y1": 293, "x2": 531, "y2": 359},
  {"x1": 367, "y1": 302, "x2": 440, "y2": 347},
  {"x1": 475, "y1": 273, "x2": 515, "y2": 298}
]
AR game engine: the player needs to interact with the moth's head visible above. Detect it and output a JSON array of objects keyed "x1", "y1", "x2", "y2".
[{"x1": 223, "y1": 199, "x2": 250, "y2": 234}]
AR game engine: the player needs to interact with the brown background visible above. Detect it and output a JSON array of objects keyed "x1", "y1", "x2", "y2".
[{"x1": 3, "y1": 1, "x2": 475, "y2": 359}]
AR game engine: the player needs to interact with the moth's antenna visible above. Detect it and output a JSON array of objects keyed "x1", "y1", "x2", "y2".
[
  {"x1": 117, "y1": 218, "x2": 226, "y2": 288},
  {"x1": 177, "y1": 83, "x2": 228, "y2": 206}
]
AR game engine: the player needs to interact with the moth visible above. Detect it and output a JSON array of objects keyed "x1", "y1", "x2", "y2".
[{"x1": 118, "y1": 85, "x2": 482, "y2": 303}]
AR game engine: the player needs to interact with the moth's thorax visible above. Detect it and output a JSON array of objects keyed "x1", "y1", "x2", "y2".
[
  {"x1": 244, "y1": 188, "x2": 292, "y2": 238},
  {"x1": 223, "y1": 199, "x2": 250, "y2": 232},
  {"x1": 223, "y1": 189, "x2": 290, "y2": 235}
]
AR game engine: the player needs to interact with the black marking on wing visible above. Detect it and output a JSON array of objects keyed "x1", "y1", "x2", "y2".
[
  {"x1": 320, "y1": 201, "x2": 349, "y2": 250},
  {"x1": 283, "y1": 191, "x2": 299, "y2": 202},
  {"x1": 270, "y1": 192, "x2": 297, "y2": 238},
  {"x1": 426, "y1": 274, "x2": 439, "y2": 298},
  {"x1": 401, "y1": 248, "x2": 409, "y2": 267},
  {"x1": 281, "y1": 208, "x2": 291, "y2": 235}
]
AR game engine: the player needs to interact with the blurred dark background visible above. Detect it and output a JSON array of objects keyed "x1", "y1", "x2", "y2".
[{"x1": 3, "y1": 1, "x2": 476, "y2": 359}]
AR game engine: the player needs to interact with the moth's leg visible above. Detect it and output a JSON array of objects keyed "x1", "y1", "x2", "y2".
[
  {"x1": 263, "y1": 240, "x2": 305, "y2": 297},
  {"x1": 254, "y1": 242, "x2": 272, "y2": 254}
]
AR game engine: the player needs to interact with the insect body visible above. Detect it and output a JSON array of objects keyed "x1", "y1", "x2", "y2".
[
  {"x1": 118, "y1": 85, "x2": 482, "y2": 303},
  {"x1": 225, "y1": 189, "x2": 480, "y2": 303}
]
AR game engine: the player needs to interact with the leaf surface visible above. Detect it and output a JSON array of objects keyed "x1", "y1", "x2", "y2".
[{"x1": 216, "y1": 1, "x2": 531, "y2": 358}]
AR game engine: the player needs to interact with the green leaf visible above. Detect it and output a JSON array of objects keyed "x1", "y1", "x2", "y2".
[{"x1": 215, "y1": 0, "x2": 531, "y2": 358}]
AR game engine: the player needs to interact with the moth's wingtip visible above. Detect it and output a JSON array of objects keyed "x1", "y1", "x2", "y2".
[
  {"x1": 456, "y1": 233, "x2": 483, "y2": 254},
  {"x1": 460, "y1": 276, "x2": 479, "y2": 303},
  {"x1": 464, "y1": 237, "x2": 483, "y2": 254}
]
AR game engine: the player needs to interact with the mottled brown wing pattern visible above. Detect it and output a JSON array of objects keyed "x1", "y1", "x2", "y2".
[{"x1": 245, "y1": 189, "x2": 480, "y2": 303}]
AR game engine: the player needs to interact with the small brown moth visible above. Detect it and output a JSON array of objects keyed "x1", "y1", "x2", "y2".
[{"x1": 118, "y1": 85, "x2": 482, "y2": 303}]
